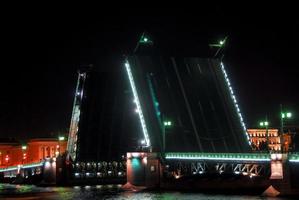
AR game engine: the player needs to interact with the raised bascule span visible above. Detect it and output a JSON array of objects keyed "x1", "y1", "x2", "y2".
[
  {"x1": 67, "y1": 71, "x2": 87, "y2": 162},
  {"x1": 67, "y1": 56, "x2": 251, "y2": 163},
  {"x1": 125, "y1": 56, "x2": 251, "y2": 153}
]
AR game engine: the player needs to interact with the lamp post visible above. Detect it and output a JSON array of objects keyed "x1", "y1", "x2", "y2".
[
  {"x1": 259, "y1": 120, "x2": 269, "y2": 152},
  {"x1": 58, "y1": 136, "x2": 65, "y2": 155},
  {"x1": 209, "y1": 36, "x2": 228, "y2": 58},
  {"x1": 163, "y1": 120, "x2": 172, "y2": 154},
  {"x1": 280, "y1": 104, "x2": 292, "y2": 152},
  {"x1": 22, "y1": 145, "x2": 27, "y2": 164}
]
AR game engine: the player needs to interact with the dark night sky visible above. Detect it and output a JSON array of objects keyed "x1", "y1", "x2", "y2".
[{"x1": 1, "y1": 6, "x2": 298, "y2": 139}]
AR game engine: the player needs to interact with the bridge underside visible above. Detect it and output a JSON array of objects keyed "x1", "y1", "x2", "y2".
[
  {"x1": 75, "y1": 56, "x2": 250, "y2": 162},
  {"x1": 127, "y1": 56, "x2": 250, "y2": 153},
  {"x1": 75, "y1": 59, "x2": 142, "y2": 162}
]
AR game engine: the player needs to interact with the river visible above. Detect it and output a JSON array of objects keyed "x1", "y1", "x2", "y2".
[{"x1": 0, "y1": 184, "x2": 294, "y2": 200}]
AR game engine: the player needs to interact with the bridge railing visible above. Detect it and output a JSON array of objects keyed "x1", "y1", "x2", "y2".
[
  {"x1": 73, "y1": 161, "x2": 126, "y2": 179},
  {"x1": 0, "y1": 161, "x2": 44, "y2": 173},
  {"x1": 165, "y1": 152, "x2": 271, "y2": 162},
  {"x1": 288, "y1": 152, "x2": 299, "y2": 163}
]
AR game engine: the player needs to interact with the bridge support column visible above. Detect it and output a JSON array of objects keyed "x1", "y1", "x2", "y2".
[
  {"x1": 126, "y1": 152, "x2": 162, "y2": 189},
  {"x1": 41, "y1": 158, "x2": 56, "y2": 185},
  {"x1": 264, "y1": 153, "x2": 297, "y2": 196}
]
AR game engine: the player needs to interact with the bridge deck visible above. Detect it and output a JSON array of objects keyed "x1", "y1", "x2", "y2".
[
  {"x1": 0, "y1": 162, "x2": 44, "y2": 173},
  {"x1": 289, "y1": 153, "x2": 299, "y2": 162},
  {"x1": 165, "y1": 152, "x2": 271, "y2": 162}
]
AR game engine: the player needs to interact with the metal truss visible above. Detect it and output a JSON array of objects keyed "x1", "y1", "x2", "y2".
[{"x1": 165, "y1": 161, "x2": 270, "y2": 178}]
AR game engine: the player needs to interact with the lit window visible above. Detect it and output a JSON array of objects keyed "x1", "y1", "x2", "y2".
[{"x1": 150, "y1": 166, "x2": 155, "y2": 172}]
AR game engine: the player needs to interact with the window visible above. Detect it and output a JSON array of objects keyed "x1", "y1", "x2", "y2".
[{"x1": 150, "y1": 165, "x2": 155, "y2": 172}]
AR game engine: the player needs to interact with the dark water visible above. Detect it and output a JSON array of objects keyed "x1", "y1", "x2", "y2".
[{"x1": 0, "y1": 184, "x2": 294, "y2": 200}]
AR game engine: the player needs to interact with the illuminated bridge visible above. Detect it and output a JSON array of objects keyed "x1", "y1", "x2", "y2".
[
  {"x1": 68, "y1": 56, "x2": 251, "y2": 161},
  {"x1": 1, "y1": 41, "x2": 299, "y2": 194},
  {"x1": 62, "y1": 52, "x2": 299, "y2": 194}
]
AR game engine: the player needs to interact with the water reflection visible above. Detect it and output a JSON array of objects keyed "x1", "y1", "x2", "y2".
[{"x1": 0, "y1": 184, "x2": 292, "y2": 200}]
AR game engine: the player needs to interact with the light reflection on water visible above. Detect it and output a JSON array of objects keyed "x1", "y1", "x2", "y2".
[{"x1": 0, "y1": 184, "x2": 292, "y2": 200}]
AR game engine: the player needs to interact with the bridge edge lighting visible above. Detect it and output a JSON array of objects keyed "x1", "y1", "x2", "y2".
[
  {"x1": 0, "y1": 162, "x2": 44, "y2": 172},
  {"x1": 125, "y1": 60, "x2": 151, "y2": 147},
  {"x1": 165, "y1": 152, "x2": 270, "y2": 162},
  {"x1": 220, "y1": 62, "x2": 251, "y2": 145},
  {"x1": 67, "y1": 72, "x2": 86, "y2": 161}
]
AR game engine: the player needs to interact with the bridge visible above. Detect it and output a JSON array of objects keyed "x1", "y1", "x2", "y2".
[
  {"x1": 1, "y1": 38, "x2": 299, "y2": 195},
  {"x1": 64, "y1": 52, "x2": 299, "y2": 194}
]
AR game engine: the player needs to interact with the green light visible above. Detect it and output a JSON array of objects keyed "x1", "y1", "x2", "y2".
[
  {"x1": 165, "y1": 152, "x2": 270, "y2": 162},
  {"x1": 132, "y1": 158, "x2": 141, "y2": 168},
  {"x1": 164, "y1": 121, "x2": 172, "y2": 127},
  {"x1": 260, "y1": 121, "x2": 269, "y2": 127},
  {"x1": 59, "y1": 136, "x2": 65, "y2": 141},
  {"x1": 282, "y1": 112, "x2": 292, "y2": 119},
  {"x1": 139, "y1": 34, "x2": 152, "y2": 44},
  {"x1": 219, "y1": 40, "x2": 224, "y2": 45},
  {"x1": 289, "y1": 153, "x2": 299, "y2": 162},
  {"x1": 22, "y1": 145, "x2": 27, "y2": 150}
]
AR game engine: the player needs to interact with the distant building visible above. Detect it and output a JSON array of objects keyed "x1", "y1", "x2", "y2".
[
  {"x1": 0, "y1": 138, "x2": 67, "y2": 168},
  {"x1": 0, "y1": 141, "x2": 22, "y2": 167},
  {"x1": 247, "y1": 129, "x2": 292, "y2": 152},
  {"x1": 26, "y1": 138, "x2": 67, "y2": 163}
]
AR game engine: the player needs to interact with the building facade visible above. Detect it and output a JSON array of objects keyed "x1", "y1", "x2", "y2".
[
  {"x1": 247, "y1": 129, "x2": 292, "y2": 152},
  {"x1": 0, "y1": 138, "x2": 67, "y2": 168}
]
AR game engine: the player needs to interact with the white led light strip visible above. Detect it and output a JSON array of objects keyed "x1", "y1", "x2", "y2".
[
  {"x1": 22, "y1": 162, "x2": 44, "y2": 169},
  {"x1": 0, "y1": 162, "x2": 44, "y2": 172},
  {"x1": 125, "y1": 60, "x2": 151, "y2": 147},
  {"x1": 220, "y1": 62, "x2": 251, "y2": 145},
  {"x1": 166, "y1": 155, "x2": 270, "y2": 162},
  {"x1": 0, "y1": 167, "x2": 18, "y2": 172}
]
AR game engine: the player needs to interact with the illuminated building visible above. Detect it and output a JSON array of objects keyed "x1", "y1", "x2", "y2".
[
  {"x1": 0, "y1": 138, "x2": 67, "y2": 168},
  {"x1": 0, "y1": 141, "x2": 22, "y2": 167},
  {"x1": 247, "y1": 129, "x2": 292, "y2": 152},
  {"x1": 27, "y1": 138, "x2": 67, "y2": 163}
]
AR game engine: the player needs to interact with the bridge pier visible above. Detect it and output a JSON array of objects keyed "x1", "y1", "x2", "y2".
[
  {"x1": 126, "y1": 152, "x2": 162, "y2": 189},
  {"x1": 266, "y1": 153, "x2": 299, "y2": 196}
]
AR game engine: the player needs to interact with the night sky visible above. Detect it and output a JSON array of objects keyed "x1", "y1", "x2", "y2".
[{"x1": 1, "y1": 6, "x2": 298, "y2": 139}]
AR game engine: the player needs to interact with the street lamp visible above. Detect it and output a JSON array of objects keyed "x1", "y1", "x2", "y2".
[
  {"x1": 163, "y1": 120, "x2": 172, "y2": 154},
  {"x1": 134, "y1": 32, "x2": 153, "y2": 53},
  {"x1": 58, "y1": 136, "x2": 65, "y2": 156},
  {"x1": 280, "y1": 105, "x2": 292, "y2": 152},
  {"x1": 259, "y1": 120, "x2": 269, "y2": 152},
  {"x1": 58, "y1": 136, "x2": 65, "y2": 141},
  {"x1": 21, "y1": 145, "x2": 27, "y2": 164},
  {"x1": 209, "y1": 36, "x2": 228, "y2": 57}
]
